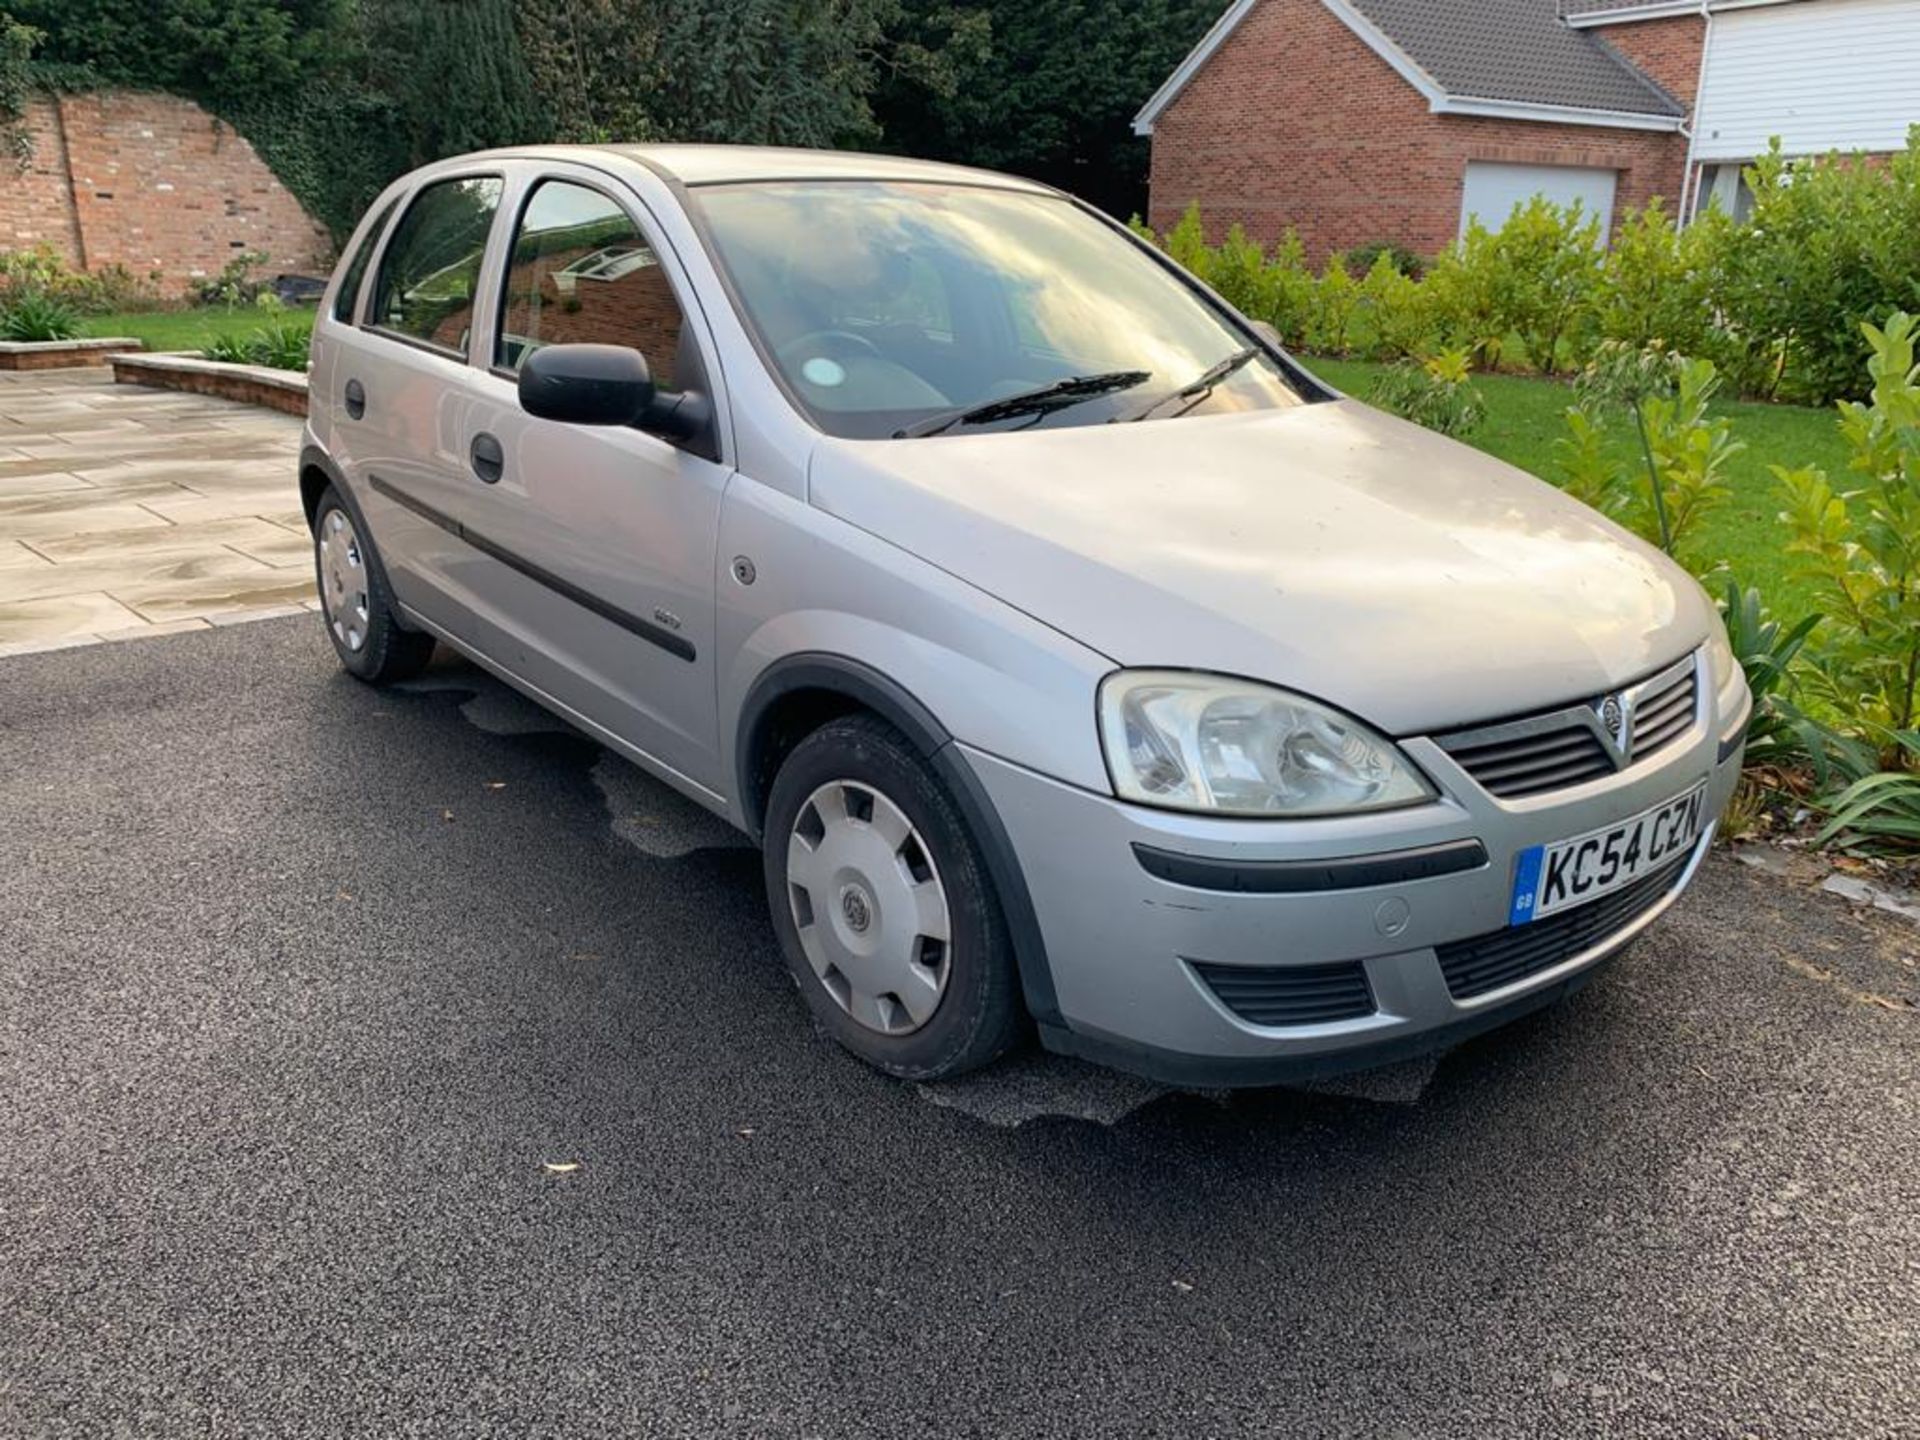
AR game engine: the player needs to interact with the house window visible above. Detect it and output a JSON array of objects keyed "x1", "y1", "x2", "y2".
[{"x1": 1693, "y1": 164, "x2": 1756, "y2": 223}]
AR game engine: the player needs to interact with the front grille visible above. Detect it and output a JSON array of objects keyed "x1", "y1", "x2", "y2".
[
  {"x1": 1191, "y1": 958, "x2": 1376, "y2": 1027},
  {"x1": 1441, "y1": 724, "x2": 1615, "y2": 799},
  {"x1": 1435, "y1": 853, "x2": 1691, "y2": 1000},
  {"x1": 1631, "y1": 667, "x2": 1697, "y2": 757},
  {"x1": 1435, "y1": 660, "x2": 1700, "y2": 800}
]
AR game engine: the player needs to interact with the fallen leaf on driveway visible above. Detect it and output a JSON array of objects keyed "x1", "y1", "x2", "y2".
[
  {"x1": 441, "y1": 809, "x2": 455, "y2": 823},
  {"x1": 484, "y1": 781, "x2": 506, "y2": 791},
  {"x1": 543, "y1": 1162, "x2": 580, "y2": 1174},
  {"x1": 1171, "y1": 1279, "x2": 1194, "y2": 1293},
  {"x1": 735, "y1": 1127, "x2": 756, "y2": 1139}
]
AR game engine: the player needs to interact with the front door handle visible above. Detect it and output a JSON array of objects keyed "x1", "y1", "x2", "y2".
[
  {"x1": 469, "y1": 431, "x2": 505, "y2": 485},
  {"x1": 343, "y1": 378, "x2": 366, "y2": 420}
]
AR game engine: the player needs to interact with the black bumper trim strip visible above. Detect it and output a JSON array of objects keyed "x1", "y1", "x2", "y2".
[
  {"x1": 368, "y1": 473, "x2": 695, "y2": 663},
  {"x1": 1132, "y1": 838, "x2": 1489, "y2": 895}
]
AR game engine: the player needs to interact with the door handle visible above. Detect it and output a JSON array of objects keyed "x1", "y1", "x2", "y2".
[
  {"x1": 469, "y1": 431, "x2": 505, "y2": 485},
  {"x1": 343, "y1": 378, "x2": 366, "y2": 420}
]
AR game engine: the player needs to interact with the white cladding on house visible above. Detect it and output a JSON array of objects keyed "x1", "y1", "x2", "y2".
[{"x1": 1693, "y1": 0, "x2": 1920, "y2": 162}]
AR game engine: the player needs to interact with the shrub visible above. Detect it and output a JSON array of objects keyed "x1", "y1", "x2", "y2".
[
  {"x1": 0, "y1": 244, "x2": 157, "y2": 313},
  {"x1": 1817, "y1": 734, "x2": 1920, "y2": 850},
  {"x1": 1345, "y1": 240, "x2": 1422, "y2": 279},
  {"x1": 1560, "y1": 342, "x2": 1741, "y2": 562},
  {"x1": 1712, "y1": 135, "x2": 1920, "y2": 405},
  {"x1": 1367, "y1": 348, "x2": 1483, "y2": 437},
  {"x1": 0, "y1": 287, "x2": 81, "y2": 341},
  {"x1": 1356, "y1": 251, "x2": 1434, "y2": 363},
  {"x1": 200, "y1": 319, "x2": 313, "y2": 372},
  {"x1": 1717, "y1": 577, "x2": 1824, "y2": 769},
  {"x1": 1775, "y1": 312, "x2": 1920, "y2": 750},
  {"x1": 1307, "y1": 255, "x2": 1359, "y2": 355},
  {"x1": 197, "y1": 250, "x2": 271, "y2": 309}
]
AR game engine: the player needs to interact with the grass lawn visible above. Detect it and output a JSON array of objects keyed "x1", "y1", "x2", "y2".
[
  {"x1": 78, "y1": 305, "x2": 317, "y2": 354},
  {"x1": 1307, "y1": 356, "x2": 1845, "y2": 620}
]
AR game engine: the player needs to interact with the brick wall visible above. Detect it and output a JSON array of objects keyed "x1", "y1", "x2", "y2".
[
  {"x1": 0, "y1": 95, "x2": 83, "y2": 259},
  {"x1": 2, "y1": 89, "x2": 330, "y2": 292},
  {"x1": 1146, "y1": 0, "x2": 1691, "y2": 263},
  {"x1": 1596, "y1": 15, "x2": 1708, "y2": 108}
]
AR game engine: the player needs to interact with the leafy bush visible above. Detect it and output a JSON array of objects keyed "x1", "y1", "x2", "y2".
[
  {"x1": 196, "y1": 250, "x2": 271, "y2": 309},
  {"x1": 199, "y1": 318, "x2": 312, "y2": 372},
  {"x1": 0, "y1": 287, "x2": 80, "y2": 340},
  {"x1": 1344, "y1": 240, "x2": 1422, "y2": 279},
  {"x1": 1559, "y1": 343, "x2": 1741, "y2": 562},
  {"x1": 1717, "y1": 577, "x2": 1824, "y2": 769},
  {"x1": 1775, "y1": 312, "x2": 1920, "y2": 749},
  {"x1": 0, "y1": 243, "x2": 155, "y2": 313},
  {"x1": 1713, "y1": 137, "x2": 1920, "y2": 405},
  {"x1": 1147, "y1": 132, "x2": 1920, "y2": 404},
  {"x1": 1367, "y1": 349, "x2": 1483, "y2": 437},
  {"x1": 1818, "y1": 733, "x2": 1920, "y2": 849},
  {"x1": 1356, "y1": 251, "x2": 1434, "y2": 363}
]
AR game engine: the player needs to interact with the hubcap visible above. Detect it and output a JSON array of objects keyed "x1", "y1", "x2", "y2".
[
  {"x1": 317, "y1": 507, "x2": 371, "y2": 653},
  {"x1": 785, "y1": 779, "x2": 952, "y2": 1037}
]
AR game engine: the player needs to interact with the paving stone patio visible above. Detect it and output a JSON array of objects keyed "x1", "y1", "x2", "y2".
[{"x1": 0, "y1": 369, "x2": 314, "y2": 654}]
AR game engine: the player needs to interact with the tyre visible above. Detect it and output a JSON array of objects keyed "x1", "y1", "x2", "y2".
[
  {"x1": 311, "y1": 483, "x2": 435, "y2": 684},
  {"x1": 763, "y1": 714, "x2": 1023, "y2": 1080}
]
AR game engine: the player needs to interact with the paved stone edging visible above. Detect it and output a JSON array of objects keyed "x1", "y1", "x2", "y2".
[
  {"x1": 0, "y1": 338, "x2": 145, "y2": 372},
  {"x1": 109, "y1": 352, "x2": 309, "y2": 417}
]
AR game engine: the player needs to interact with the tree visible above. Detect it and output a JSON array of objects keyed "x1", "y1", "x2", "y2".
[
  {"x1": 361, "y1": 0, "x2": 547, "y2": 167},
  {"x1": 515, "y1": 0, "x2": 659, "y2": 143},
  {"x1": 872, "y1": 0, "x2": 1223, "y2": 216},
  {"x1": 646, "y1": 0, "x2": 903, "y2": 148}
]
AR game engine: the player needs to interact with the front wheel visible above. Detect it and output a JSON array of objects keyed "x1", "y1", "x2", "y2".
[
  {"x1": 762, "y1": 714, "x2": 1023, "y2": 1080},
  {"x1": 312, "y1": 484, "x2": 434, "y2": 684}
]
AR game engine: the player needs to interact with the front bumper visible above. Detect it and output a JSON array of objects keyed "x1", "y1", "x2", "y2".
[{"x1": 965, "y1": 663, "x2": 1750, "y2": 1087}]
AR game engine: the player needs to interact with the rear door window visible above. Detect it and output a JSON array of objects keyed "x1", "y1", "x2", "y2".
[{"x1": 369, "y1": 175, "x2": 504, "y2": 356}]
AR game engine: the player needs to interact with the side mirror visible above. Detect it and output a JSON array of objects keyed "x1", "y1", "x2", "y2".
[{"x1": 518, "y1": 343, "x2": 655, "y2": 426}]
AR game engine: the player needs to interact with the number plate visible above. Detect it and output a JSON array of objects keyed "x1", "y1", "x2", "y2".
[{"x1": 1508, "y1": 785, "x2": 1706, "y2": 926}]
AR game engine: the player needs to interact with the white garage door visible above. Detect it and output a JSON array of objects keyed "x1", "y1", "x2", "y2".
[{"x1": 1460, "y1": 161, "x2": 1617, "y2": 239}]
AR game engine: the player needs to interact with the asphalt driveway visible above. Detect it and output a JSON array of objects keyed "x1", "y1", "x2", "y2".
[{"x1": 2, "y1": 619, "x2": 1915, "y2": 1438}]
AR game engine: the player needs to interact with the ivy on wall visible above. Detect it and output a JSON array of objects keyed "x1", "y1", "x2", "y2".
[{"x1": 0, "y1": 12, "x2": 38, "y2": 170}]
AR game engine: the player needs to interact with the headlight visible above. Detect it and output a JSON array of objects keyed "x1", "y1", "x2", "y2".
[
  {"x1": 1097, "y1": 671, "x2": 1435, "y2": 817},
  {"x1": 1706, "y1": 624, "x2": 1739, "y2": 696}
]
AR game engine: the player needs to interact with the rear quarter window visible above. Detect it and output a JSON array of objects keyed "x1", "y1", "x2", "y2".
[{"x1": 331, "y1": 198, "x2": 399, "y2": 325}]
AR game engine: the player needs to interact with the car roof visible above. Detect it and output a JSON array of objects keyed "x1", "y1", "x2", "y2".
[{"x1": 463, "y1": 143, "x2": 1057, "y2": 194}]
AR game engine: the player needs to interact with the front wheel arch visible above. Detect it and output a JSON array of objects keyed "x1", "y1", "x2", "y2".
[{"x1": 737, "y1": 654, "x2": 1061, "y2": 1028}]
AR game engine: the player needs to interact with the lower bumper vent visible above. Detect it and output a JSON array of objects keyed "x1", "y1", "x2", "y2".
[
  {"x1": 1191, "y1": 958, "x2": 1376, "y2": 1027},
  {"x1": 1436, "y1": 854, "x2": 1691, "y2": 1000}
]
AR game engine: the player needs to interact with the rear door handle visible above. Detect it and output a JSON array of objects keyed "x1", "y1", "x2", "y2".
[
  {"x1": 343, "y1": 378, "x2": 366, "y2": 420},
  {"x1": 469, "y1": 431, "x2": 505, "y2": 485}
]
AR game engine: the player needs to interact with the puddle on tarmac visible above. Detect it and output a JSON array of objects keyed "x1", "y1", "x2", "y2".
[
  {"x1": 918, "y1": 1050, "x2": 1441, "y2": 1128},
  {"x1": 407, "y1": 664, "x2": 1445, "y2": 1126}
]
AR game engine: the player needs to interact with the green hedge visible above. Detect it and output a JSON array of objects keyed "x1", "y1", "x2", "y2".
[{"x1": 1142, "y1": 132, "x2": 1920, "y2": 407}]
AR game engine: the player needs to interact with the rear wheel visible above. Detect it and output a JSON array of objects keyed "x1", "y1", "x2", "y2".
[
  {"x1": 762, "y1": 714, "x2": 1023, "y2": 1080},
  {"x1": 312, "y1": 484, "x2": 434, "y2": 684}
]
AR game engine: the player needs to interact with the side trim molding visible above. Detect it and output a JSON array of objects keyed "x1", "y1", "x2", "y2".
[
  {"x1": 367, "y1": 473, "x2": 696, "y2": 663},
  {"x1": 1133, "y1": 838, "x2": 1490, "y2": 895}
]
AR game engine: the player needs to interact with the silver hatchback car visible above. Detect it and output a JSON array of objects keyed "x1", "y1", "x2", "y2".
[{"x1": 304, "y1": 145, "x2": 1751, "y2": 1084}]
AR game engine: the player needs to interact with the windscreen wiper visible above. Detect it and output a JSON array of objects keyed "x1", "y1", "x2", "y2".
[
  {"x1": 895, "y1": 370, "x2": 1152, "y2": 439},
  {"x1": 1118, "y1": 346, "x2": 1262, "y2": 423}
]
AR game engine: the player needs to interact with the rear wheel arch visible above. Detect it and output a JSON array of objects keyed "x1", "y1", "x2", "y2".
[
  {"x1": 299, "y1": 445, "x2": 345, "y2": 530},
  {"x1": 736, "y1": 654, "x2": 1062, "y2": 1027}
]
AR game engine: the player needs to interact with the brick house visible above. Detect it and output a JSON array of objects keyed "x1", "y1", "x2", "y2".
[{"x1": 1135, "y1": 0, "x2": 1920, "y2": 262}]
